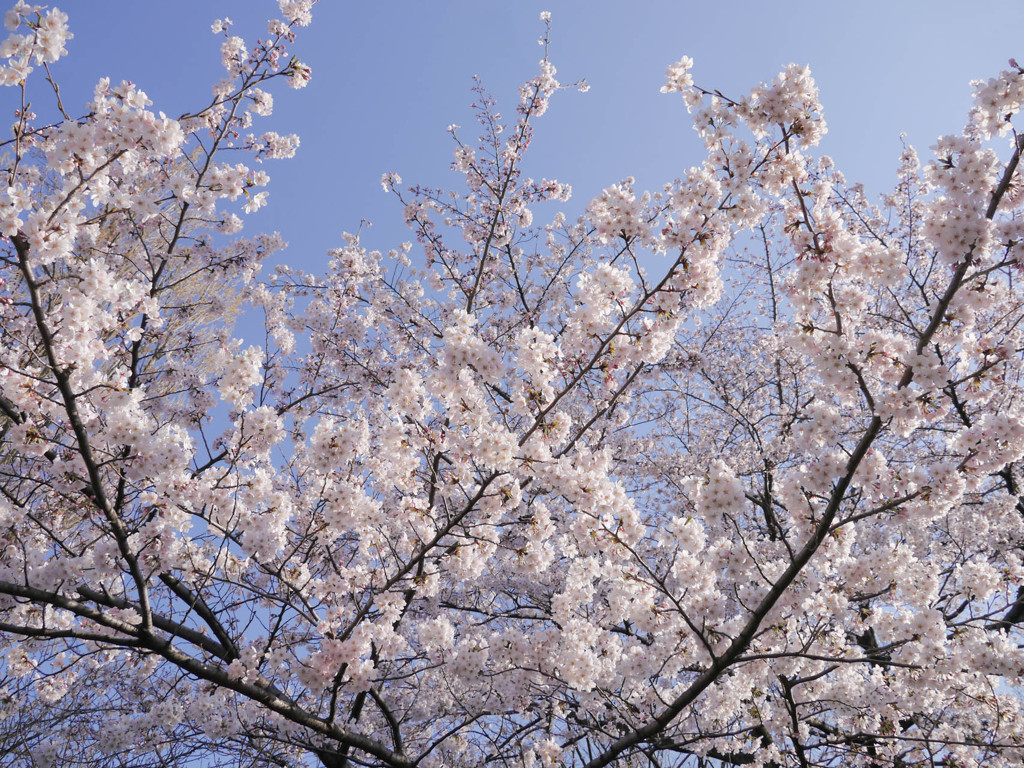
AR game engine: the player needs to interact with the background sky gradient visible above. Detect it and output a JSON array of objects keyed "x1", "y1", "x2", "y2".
[{"x1": 11, "y1": 1, "x2": 1024, "y2": 319}]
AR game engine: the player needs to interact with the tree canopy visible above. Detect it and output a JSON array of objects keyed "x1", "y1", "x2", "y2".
[{"x1": 3, "y1": 2, "x2": 1024, "y2": 767}]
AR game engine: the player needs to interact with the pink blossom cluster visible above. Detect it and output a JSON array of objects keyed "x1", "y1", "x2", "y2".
[{"x1": 0, "y1": 1, "x2": 68, "y2": 84}]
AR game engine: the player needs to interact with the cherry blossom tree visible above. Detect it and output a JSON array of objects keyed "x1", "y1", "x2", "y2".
[{"x1": 3, "y1": 2, "x2": 1024, "y2": 767}]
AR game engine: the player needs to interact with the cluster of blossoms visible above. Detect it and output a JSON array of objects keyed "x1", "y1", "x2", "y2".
[
  {"x1": 586, "y1": 178, "x2": 652, "y2": 244},
  {"x1": 970, "y1": 60, "x2": 1024, "y2": 138},
  {"x1": 215, "y1": 345, "x2": 264, "y2": 407},
  {"x1": 660, "y1": 55, "x2": 694, "y2": 93},
  {"x1": 0, "y1": 1, "x2": 68, "y2": 84},
  {"x1": 4, "y1": 5, "x2": 1024, "y2": 768}
]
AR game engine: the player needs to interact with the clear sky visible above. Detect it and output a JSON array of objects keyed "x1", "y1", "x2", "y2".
[{"x1": 10, "y1": 0, "x2": 1024, "y2": 285}]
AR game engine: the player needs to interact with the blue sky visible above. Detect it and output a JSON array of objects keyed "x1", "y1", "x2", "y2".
[{"x1": 12, "y1": 0, "x2": 1024, "y2": 281}]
